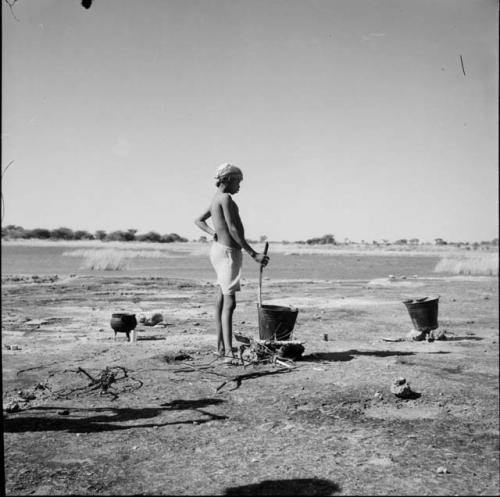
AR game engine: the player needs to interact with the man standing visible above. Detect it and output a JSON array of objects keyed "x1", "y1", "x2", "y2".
[{"x1": 195, "y1": 164, "x2": 269, "y2": 364}]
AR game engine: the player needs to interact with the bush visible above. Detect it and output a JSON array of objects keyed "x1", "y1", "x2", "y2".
[
  {"x1": 73, "y1": 230, "x2": 95, "y2": 240},
  {"x1": 105, "y1": 231, "x2": 130, "y2": 242},
  {"x1": 50, "y1": 227, "x2": 74, "y2": 240},
  {"x1": 28, "y1": 228, "x2": 51, "y2": 239},
  {"x1": 2, "y1": 225, "x2": 29, "y2": 239},
  {"x1": 136, "y1": 231, "x2": 162, "y2": 243},
  {"x1": 306, "y1": 234, "x2": 336, "y2": 245}
]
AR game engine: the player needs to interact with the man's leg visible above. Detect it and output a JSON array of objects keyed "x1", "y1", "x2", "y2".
[
  {"x1": 221, "y1": 293, "x2": 236, "y2": 361},
  {"x1": 215, "y1": 287, "x2": 224, "y2": 356}
]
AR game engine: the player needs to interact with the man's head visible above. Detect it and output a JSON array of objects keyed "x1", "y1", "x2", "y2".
[{"x1": 215, "y1": 163, "x2": 243, "y2": 192}]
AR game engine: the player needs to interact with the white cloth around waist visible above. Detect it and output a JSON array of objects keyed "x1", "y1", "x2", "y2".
[{"x1": 209, "y1": 241, "x2": 243, "y2": 295}]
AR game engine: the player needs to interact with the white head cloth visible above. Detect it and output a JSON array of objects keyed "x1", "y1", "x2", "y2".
[{"x1": 215, "y1": 163, "x2": 243, "y2": 180}]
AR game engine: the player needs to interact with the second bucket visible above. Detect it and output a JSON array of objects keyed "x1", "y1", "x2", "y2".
[{"x1": 403, "y1": 296, "x2": 439, "y2": 332}]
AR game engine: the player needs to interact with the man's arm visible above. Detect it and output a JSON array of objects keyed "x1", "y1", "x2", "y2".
[
  {"x1": 194, "y1": 207, "x2": 217, "y2": 239},
  {"x1": 221, "y1": 195, "x2": 268, "y2": 265}
]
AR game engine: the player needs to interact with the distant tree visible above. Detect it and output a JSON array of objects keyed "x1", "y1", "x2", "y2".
[
  {"x1": 306, "y1": 234, "x2": 336, "y2": 245},
  {"x1": 491, "y1": 238, "x2": 499, "y2": 246},
  {"x1": 136, "y1": 231, "x2": 162, "y2": 242},
  {"x1": 199, "y1": 236, "x2": 208, "y2": 243},
  {"x1": 160, "y1": 233, "x2": 187, "y2": 243},
  {"x1": 94, "y1": 230, "x2": 107, "y2": 241},
  {"x1": 2, "y1": 225, "x2": 28, "y2": 239},
  {"x1": 394, "y1": 239, "x2": 408, "y2": 245},
  {"x1": 124, "y1": 229, "x2": 137, "y2": 242},
  {"x1": 105, "y1": 230, "x2": 129, "y2": 242},
  {"x1": 434, "y1": 238, "x2": 447, "y2": 245},
  {"x1": 73, "y1": 230, "x2": 94, "y2": 240},
  {"x1": 259, "y1": 235, "x2": 268, "y2": 243},
  {"x1": 50, "y1": 227, "x2": 74, "y2": 240},
  {"x1": 382, "y1": 239, "x2": 390, "y2": 245},
  {"x1": 372, "y1": 240, "x2": 379, "y2": 246},
  {"x1": 160, "y1": 233, "x2": 175, "y2": 243},
  {"x1": 409, "y1": 238, "x2": 419, "y2": 245},
  {"x1": 29, "y1": 228, "x2": 51, "y2": 239}
]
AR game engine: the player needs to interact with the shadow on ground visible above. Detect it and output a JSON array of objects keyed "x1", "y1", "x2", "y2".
[
  {"x1": 445, "y1": 336, "x2": 484, "y2": 341},
  {"x1": 224, "y1": 478, "x2": 340, "y2": 496},
  {"x1": 301, "y1": 350, "x2": 416, "y2": 362},
  {"x1": 4, "y1": 398, "x2": 226, "y2": 433}
]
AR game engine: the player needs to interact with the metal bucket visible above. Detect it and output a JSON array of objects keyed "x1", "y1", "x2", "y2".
[
  {"x1": 403, "y1": 296, "x2": 439, "y2": 332},
  {"x1": 257, "y1": 304, "x2": 298, "y2": 340}
]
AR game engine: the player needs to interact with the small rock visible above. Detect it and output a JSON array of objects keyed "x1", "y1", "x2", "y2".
[
  {"x1": 436, "y1": 466, "x2": 449, "y2": 474},
  {"x1": 4, "y1": 345, "x2": 11, "y2": 350},
  {"x1": 390, "y1": 378, "x2": 416, "y2": 399},
  {"x1": 143, "y1": 313, "x2": 163, "y2": 326},
  {"x1": 58, "y1": 410, "x2": 70, "y2": 416}
]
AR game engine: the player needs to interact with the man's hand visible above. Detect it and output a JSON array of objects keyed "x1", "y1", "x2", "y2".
[{"x1": 253, "y1": 253, "x2": 269, "y2": 266}]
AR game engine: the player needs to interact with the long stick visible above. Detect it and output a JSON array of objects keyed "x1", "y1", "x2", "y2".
[{"x1": 258, "y1": 242, "x2": 269, "y2": 307}]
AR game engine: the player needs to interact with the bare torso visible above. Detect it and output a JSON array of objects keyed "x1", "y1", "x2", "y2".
[{"x1": 210, "y1": 192, "x2": 241, "y2": 249}]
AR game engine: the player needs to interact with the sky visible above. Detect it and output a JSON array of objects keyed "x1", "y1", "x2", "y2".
[{"x1": 2, "y1": 0, "x2": 498, "y2": 243}]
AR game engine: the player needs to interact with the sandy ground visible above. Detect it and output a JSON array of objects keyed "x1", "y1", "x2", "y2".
[{"x1": 2, "y1": 272, "x2": 499, "y2": 495}]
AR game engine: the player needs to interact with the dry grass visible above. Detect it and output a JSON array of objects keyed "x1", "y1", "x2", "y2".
[
  {"x1": 63, "y1": 248, "x2": 186, "y2": 271},
  {"x1": 434, "y1": 254, "x2": 498, "y2": 276},
  {"x1": 78, "y1": 249, "x2": 130, "y2": 271},
  {"x1": 63, "y1": 248, "x2": 179, "y2": 259}
]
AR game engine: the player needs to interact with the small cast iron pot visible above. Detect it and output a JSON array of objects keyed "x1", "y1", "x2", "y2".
[{"x1": 110, "y1": 313, "x2": 137, "y2": 341}]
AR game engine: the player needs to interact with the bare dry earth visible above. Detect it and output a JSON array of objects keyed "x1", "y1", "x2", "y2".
[{"x1": 2, "y1": 272, "x2": 499, "y2": 496}]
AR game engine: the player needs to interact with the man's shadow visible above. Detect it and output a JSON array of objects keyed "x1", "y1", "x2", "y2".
[
  {"x1": 4, "y1": 398, "x2": 226, "y2": 434},
  {"x1": 224, "y1": 478, "x2": 340, "y2": 496}
]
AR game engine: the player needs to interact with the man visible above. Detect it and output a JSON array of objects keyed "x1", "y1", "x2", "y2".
[{"x1": 195, "y1": 163, "x2": 269, "y2": 364}]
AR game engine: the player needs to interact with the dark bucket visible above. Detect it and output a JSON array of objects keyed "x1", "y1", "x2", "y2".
[
  {"x1": 403, "y1": 296, "x2": 439, "y2": 332},
  {"x1": 257, "y1": 304, "x2": 298, "y2": 341}
]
